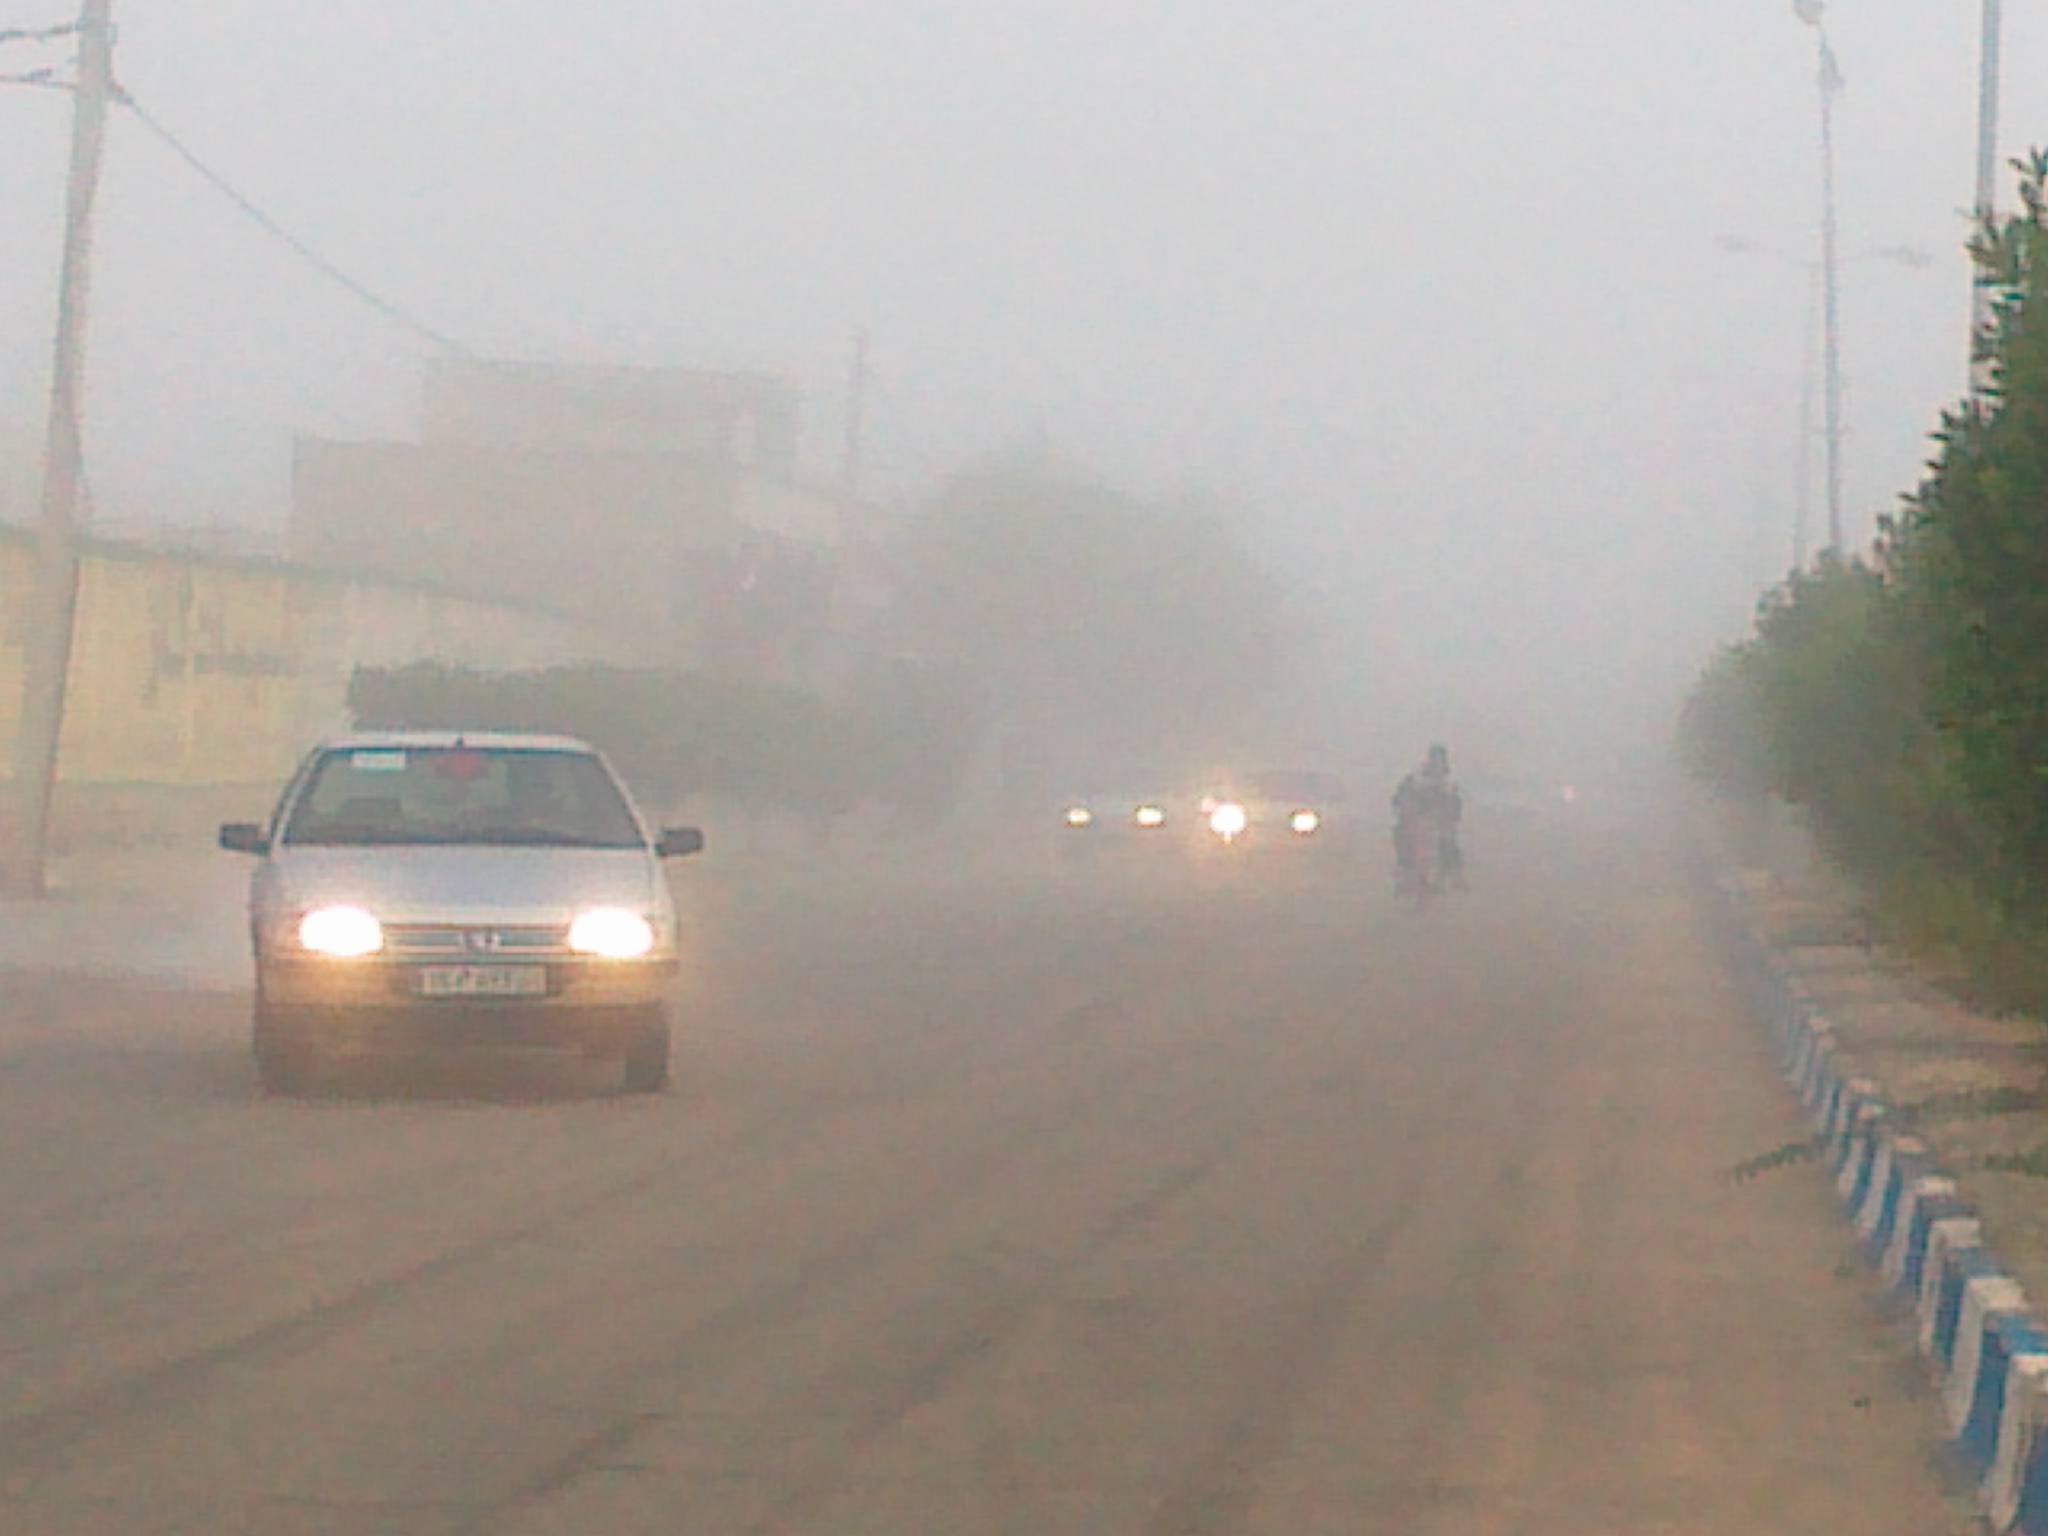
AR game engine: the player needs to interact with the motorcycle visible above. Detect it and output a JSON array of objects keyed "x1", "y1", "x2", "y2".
[{"x1": 1394, "y1": 820, "x2": 1449, "y2": 911}]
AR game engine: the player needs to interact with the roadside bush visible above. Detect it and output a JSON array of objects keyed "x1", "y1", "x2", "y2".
[{"x1": 1678, "y1": 151, "x2": 2048, "y2": 1015}]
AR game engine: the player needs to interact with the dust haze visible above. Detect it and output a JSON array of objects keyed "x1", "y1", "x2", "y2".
[
  {"x1": 0, "y1": 10, "x2": 2034, "y2": 1525},
  {"x1": 2, "y1": 0, "x2": 2033, "y2": 814}
]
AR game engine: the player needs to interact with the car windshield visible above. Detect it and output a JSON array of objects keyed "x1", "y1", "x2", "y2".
[{"x1": 281, "y1": 746, "x2": 647, "y2": 849}]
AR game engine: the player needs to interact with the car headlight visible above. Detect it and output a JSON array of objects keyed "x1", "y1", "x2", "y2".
[
  {"x1": 1064, "y1": 806, "x2": 1094, "y2": 828},
  {"x1": 298, "y1": 905, "x2": 384, "y2": 958},
  {"x1": 568, "y1": 909, "x2": 656, "y2": 959},
  {"x1": 1208, "y1": 802, "x2": 1249, "y2": 838},
  {"x1": 1290, "y1": 810, "x2": 1321, "y2": 835},
  {"x1": 1134, "y1": 804, "x2": 1167, "y2": 828}
]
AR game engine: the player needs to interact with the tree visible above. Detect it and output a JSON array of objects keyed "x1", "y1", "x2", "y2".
[
  {"x1": 1891, "y1": 151, "x2": 2048, "y2": 915},
  {"x1": 889, "y1": 457, "x2": 1295, "y2": 783}
]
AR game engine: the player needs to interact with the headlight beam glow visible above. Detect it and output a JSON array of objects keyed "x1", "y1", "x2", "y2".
[
  {"x1": 568, "y1": 909, "x2": 657, "y2": 959},
  {"x1": 298, "y1": 905, "x2": 385, "y2": 958},
  {"x1": 1208, "y1": 802, "x2": 1249, "y2": 839}
]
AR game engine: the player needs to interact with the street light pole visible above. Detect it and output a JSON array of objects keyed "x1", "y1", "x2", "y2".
[
  {"x1": 839, "y1": 328, "x2": 869, "y2": 533},
  {"x1": 8, "y1": 0, "x2": 114, "y2": 899},
  {"x1": 1718, "y1": 238, "x2": 1927, "y2": 573},
  {"x1": 1795, "y1": 263, "x2": 1820, "y2": 568},
  {"x1": 1970, "y1": 0, "x2": 2002, "y2": 392},
  {"x1": 1806, "y1": 12, "x2": 1848, "y2": 555}
]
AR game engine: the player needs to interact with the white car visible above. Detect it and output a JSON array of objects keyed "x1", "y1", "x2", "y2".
[
  {"x1": 1196, "y1": 769, "x2": 1355, "y2": 854},
  {"x1": 219, "y1": 731, "x2": 703, "y2": 1096}
]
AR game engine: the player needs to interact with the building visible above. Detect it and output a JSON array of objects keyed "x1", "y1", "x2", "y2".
[
  {"x1": 291, "y1": 359, "x2": 844, "y2": 676},
  {"x1": 419, "y1": 357, "x2": 801, "y2": 470}
]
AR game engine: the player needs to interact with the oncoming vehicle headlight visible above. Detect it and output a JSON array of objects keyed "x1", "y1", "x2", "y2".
[
  {"x1": 298, "y1": 905, "x2": 384, "y2": 959},
  {"x1": 1064, "y1": 806, "x2": 1094, "y2": 828},
  {"x1": 568, "y1": 909, "x2": 657, "y2": 960},
  {"x1": 1134, "y1": 804, "x2": 1167, "y2": 828},
  {"x1": 1208, "y1": 802, "x2": 1249, "y2": 839},
  {"x1": 1290, "y1": 809, "x2": 1322, "y2": 835}
]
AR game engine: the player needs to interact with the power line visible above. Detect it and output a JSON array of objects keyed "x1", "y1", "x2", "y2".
[
  {"x1": 114, "y1": 83, "x2": 471, "y2": 355},
  {"x1": 0, "y1": 22, "x2": 81, "y2": 45}
]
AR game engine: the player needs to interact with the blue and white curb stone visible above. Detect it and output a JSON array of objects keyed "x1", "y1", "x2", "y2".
[
  {"x1": 1919, "y1": 1217, "x2": 1986, "y2": 1356},
  {"x1": 1714, "y1": 870, "x2": 2048, "y2": 1532}
]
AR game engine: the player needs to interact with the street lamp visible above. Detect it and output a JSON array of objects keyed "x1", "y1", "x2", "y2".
[
  {"x1": 1793, "y1": 0, "x2": 1847, "y2": 554},
  {"x1": 1719, "y1": 237, "x2": 1932, "y2": 568}
]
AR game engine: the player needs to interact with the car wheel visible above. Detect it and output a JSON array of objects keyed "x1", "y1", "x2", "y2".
[
  {"x1": 252, "y1": 1003, "x2": 315, "y2": 1097},
  {"x1": 620, "y1": 1009, "x2": 672, "y2": 1095}
]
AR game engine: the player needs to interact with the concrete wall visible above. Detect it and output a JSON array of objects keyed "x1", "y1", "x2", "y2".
[{"x1": 0, "y1": 527, "x2": 639, "y2": 845}]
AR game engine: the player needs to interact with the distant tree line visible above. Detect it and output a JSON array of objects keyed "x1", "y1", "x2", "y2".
[
  {"x1": 348, "y1": 660, "x2": 977, "y2": 823},
  {"x1": 890, "y1": 451, "x2": 1297, "y2": 787},
  {"x1": 351, "y1": 451, "x2": 1298, "y2": 823},
  {"x1": 1680, "y1": 151, "x2": 2048, "y2": 1009}
]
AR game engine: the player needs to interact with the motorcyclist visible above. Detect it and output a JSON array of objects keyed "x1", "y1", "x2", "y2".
[{"x1": 1392, "y1": 744, "x2": 1464, "y2": 889}]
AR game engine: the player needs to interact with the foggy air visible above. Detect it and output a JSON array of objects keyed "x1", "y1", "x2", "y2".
[{"x1": 0, "y1": 2, "x2": 2033, "y2": 1531}]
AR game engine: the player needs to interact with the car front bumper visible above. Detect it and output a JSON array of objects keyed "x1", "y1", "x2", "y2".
[
  {"x1": 256, "y1": 956, "x2": 677, "y2": 1059},
  {"x1": 258, "y1": 954, "x2": 677, "y2": 1009}
]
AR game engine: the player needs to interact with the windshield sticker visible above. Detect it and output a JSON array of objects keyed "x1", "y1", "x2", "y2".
[
  {"x1": 434, "y1": 749, "x2": 491, "y2": 782},
  {"x1": 349, "y1": 751, "x2": 408, "y2": 773}
]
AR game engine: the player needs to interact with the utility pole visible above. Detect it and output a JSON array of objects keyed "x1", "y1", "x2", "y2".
[
  {"x1": 821, "y1": 331, "x2": 871, "y2": 694},
  {"x1": 1795, "y1": 263, "x2": 1819, "y2": 569},
  {"x1": 1970, "y1": 0, "x2": 2003, "y2": 393},
  {"x1": 1793, "y1": 1, "x2": 1848, "y2": 555},
  {"x1": 1719, "y1": 235, "x2": 1927, "y2": 567},
  {"x1": 839, "y1": 328, "x2": 869, "y2": 532},
  {"x1": 8, "y1": 0, "x2": 115, "y2": 899},
  {"x1": 1814, "y1": 27, "x2": 1846, "y2": 555}
]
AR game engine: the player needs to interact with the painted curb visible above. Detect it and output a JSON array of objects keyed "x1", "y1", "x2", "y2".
[{"x1": 1713, "y1": 872, "x2": 2048, "y2": 1532}]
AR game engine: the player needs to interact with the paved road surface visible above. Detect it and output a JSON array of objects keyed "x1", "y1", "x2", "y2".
[{"x1": 0, "y1": 803, "x2": 1978, "y2": 1533}]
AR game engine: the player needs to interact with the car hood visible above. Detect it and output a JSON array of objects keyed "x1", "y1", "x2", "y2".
[{"x1": 261, "y1": 846, "x2": 665, "y2": 925}]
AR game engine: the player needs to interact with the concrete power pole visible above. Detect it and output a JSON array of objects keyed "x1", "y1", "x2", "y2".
[
  {"x1": 8, "y1": 0, "x2": 115, "y2": 899},
  {"x1": 1814, "y1": 29, "x2": 1846, "y2": 555},
  {"x1": 1970, "y1": 0, "x2": 2003, "y2": 394},
  {"x1": 839, "y1": 329, "x2": 869, "y2": 534}
]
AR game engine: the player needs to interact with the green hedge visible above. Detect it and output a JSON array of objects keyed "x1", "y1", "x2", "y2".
[{"x1": 1679, "y1": 152, "x2": 2048, "y2": 1012}]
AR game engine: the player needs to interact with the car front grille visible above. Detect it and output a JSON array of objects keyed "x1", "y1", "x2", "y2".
[{"x1": 382, "y1": 925, "x2": 569, "y2": 959}]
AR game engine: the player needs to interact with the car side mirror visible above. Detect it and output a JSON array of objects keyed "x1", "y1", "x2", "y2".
[
  {"x1": 657, "y1": 826, "x2": 705, "y2": 859},
  {"x1": 219, "y1": 822, "x2": 269, "y2": 856}
]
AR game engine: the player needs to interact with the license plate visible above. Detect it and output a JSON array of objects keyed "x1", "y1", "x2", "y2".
[{"x1": 413, "y1": 965, "x2": 548, "y2": 999}]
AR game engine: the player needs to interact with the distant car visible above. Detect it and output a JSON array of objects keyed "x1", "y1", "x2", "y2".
[
  {"x1": 1195, "y1": 768, "x2": 1355, "y2": 854},
  {"x1": 1056, "y1": 782, "x2": 1183, "y2": 848},
  {"x1": 219, "y1": 731, "x2": 704, "y2": 1096}
]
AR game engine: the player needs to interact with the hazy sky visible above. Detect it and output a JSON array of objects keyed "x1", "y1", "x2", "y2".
[{"x1": 3, "y1": 1, "x2": 2040, "y2": 746}]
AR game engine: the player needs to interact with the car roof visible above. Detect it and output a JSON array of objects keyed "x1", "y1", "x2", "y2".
[{"x1": 318, "y1": 730, "x2": 600, "y2": 754}]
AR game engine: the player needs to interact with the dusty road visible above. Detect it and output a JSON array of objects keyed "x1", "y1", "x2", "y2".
[{"x1": 0, "y1": 804, "x2": 1978, "y2": 1533}]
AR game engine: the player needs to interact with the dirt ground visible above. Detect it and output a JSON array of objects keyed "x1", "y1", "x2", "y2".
[
  {"x1": 1712, "y1": 802, "x2": 2048, "y2": 1319},
  {"x1": 0, "y1": 799, "x2": 1981, "y2": 1533}
]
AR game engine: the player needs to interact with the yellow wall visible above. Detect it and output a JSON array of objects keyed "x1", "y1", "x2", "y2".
[{"x1": 0, "y1": 533, "x2": 633, "y2": 789}]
